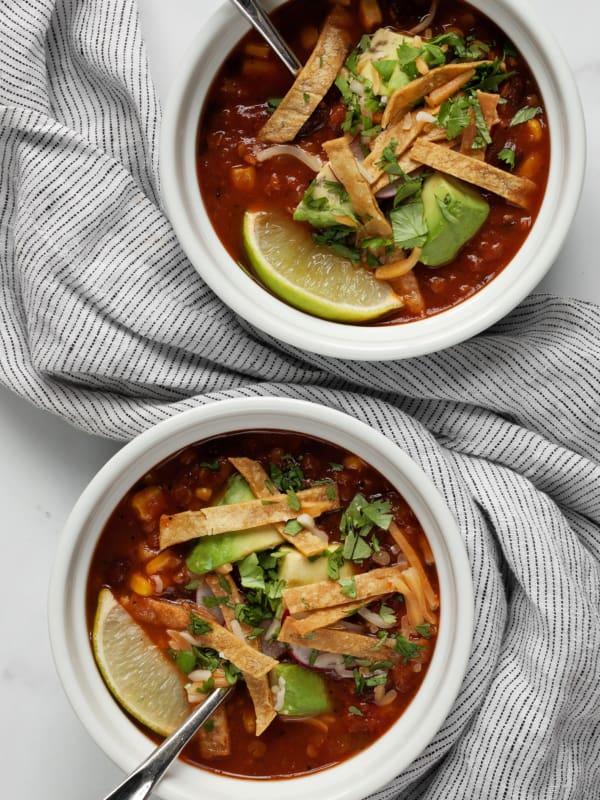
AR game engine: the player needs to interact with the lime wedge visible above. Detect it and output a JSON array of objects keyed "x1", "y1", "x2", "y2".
[
  {"x1": 243, "y1": 210, "x2": 402, "y2": 322},
  {"x1": 92, "y1": 588, "x2": 190, "y2": 736}
]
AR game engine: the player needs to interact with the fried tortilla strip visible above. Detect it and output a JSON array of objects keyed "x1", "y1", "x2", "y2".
[
  {"x1": 460, "y1": 91, "x2": 501, "y2": 159},
  {"x1": 424, "y1": 68, "x2": 475, "y2": 107},
  {"x1": 323, "y1": 136, "x2": 392, "y2": 237},
  {"x1": 229, "y1": 457, "x2": 329, "y2": 558},
  {"x1": 199, "y1": 707, "x2": 231, "y2": 759},
  {"x1": 363, "y1": 114, "x2": 427, "y2": 189},
  {"x1": 382, "y1": 61, "x2": 490, "y2": 127},
  {"x1": 410, "y1": 137, "x2": 535, "y2": 207},
  {"x1": 388, "y1": 521, "x2": 438, "y2": 611},
  {"x1": 121, "y1": 594, "x2": 277, "y2": 678},
  {"x1": 159, "y1": 484, "x2": 340, "y2": 549},
  {"x1": 205, "y1": 573, "x2": 276, "y2": 736},
  {"x1": 258, "y1": 7, "x2": 351, "y2": 143},
  {"x1": 278, "y1": 616, "x2": 399, "y2": 660},
  {"x1": 283, "y1": 565, "x2": 406, "y2": 614},
  {"x1": 291, "y1": 599, "x2": 367, "y2": 634}
]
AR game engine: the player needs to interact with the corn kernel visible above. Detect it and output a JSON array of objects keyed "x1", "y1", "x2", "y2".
[
  {"x1": 230, "y1": 165, "x2": 256, "y2": 191},
  {"x1": 343, "y1": 455, "x2": 365, "y2": 471},
  {"x1": 526, "y1": 118, "x2": 543, "y2": 142},
  {"x1": 194, "y1": 486, "x2": 213, "y2": 502},
  {"x1": 129, "y1": 572, "x2": 153, "y2": 596},
  {"x1": 516, "y1": 152, "x2": 542, "y2": 180},
  {"x1": 244, "y1": 41, "x2": 270, "y2": 59},
  {"x1": 145, "y1": 550, "x2": 179, "y2": 575},
  {"x1": 130, "y1": 485, "x2": 166, "y2": 523}
]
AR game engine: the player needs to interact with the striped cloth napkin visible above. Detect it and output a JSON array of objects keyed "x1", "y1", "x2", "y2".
[{"x1": 1, "y1": 1, "x2": 599, "y2": 797}]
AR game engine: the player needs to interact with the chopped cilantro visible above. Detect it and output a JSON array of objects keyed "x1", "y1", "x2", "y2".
[
  {"x1": 339, "y1": 575, "x2": 357, "y2": 598},
  {"x1": 188, "y1": 613, "x2": 213, "y2": 636},
  {"x1": 326, "y1": 485, "x2": 337, "y2": 501},
  {"x1": 309, "y1": 649, "x2": 319, "y2": 666},
  {"x1": 348, "y1": 705, "x2": 364, "y2": 717},
  {"x1": 415, "y1": 622, "x2": 433, "y2": 639},
  {"x1": 313, "y1": 227, "x2": 361, "y2": 263},
  {"x1": 223, "y1": 661, "x2": 241, "y2": 685},
  {"x1": 217, "y1": 573, "x2": 231, "y2": 594},
  {"x1": 330, "y1": 463, "x2": 344, "y2": 472},
  {"x1": 266, "y1": 97, "x2": 282, "y2": 112},
  {"x1": 284, "y1": 518, "x2": 304, "y2": 536},
  {"x1": 269, "y1": 455, "x2": 305, "y2": 493},
  {"x1": 497, "y1": 147, "x2": 516, "y2": 170},
  {"x1": 168, "y1": 648, "x2": 196, "y2": 674},
  {"x1": 287, "y1": 488, "x2": 301, "y2": 511},
  {"x1": 378, "y1": 603, "x2": 397, "y2": 626},
  {"x1": 510, "y1": 105, "x2": 543, "y2": 127},
  {"x1": 389, "y1": 200, "x2": 428, "y2": 249},
  {"x1": 203, "y1": 719, "x2": 215, "y2": 732},
  {"x1": 394, "y1": 633, "x2": 425, "y2": 664},
  {"x1": 339, "y1": 494, "x2": 393, "y2": 563},
  {"x1": 202, "y1": 595, "x2": 231, "y2": 609},
  {"x1": 327, "y1": 546, "x2": 346, "y2": 580},
  {"x1": 184, "y1": 579, "x2": 199, "y2": 591},
  {"x1": 436, "y1": 95, "x2": 473, "y2": 140},
  {"x1": 373, "y1": 59, "x2": 397, "y2": 83},
  {"x1": 303, "y1": 92, "x2": 310, "y2": 105},
  {"x1": 199, "y1": 461, "x2": 220, "y2": 471},
  {"x1": 238, "y1": 553, "x2": 265, "y2": 590}
]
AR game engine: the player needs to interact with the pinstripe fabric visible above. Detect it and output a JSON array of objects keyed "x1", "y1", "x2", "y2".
[{"x1": 1, "y1": 1, "x2": 599, "y2": 797}]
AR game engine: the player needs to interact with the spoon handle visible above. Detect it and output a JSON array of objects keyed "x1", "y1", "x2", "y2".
[
  {"x1": 226, "y1": 0, "x2": 301, "y2": 76},
  {"x1": 102, "y1": 687, "x2": 232, "y2": 800}
]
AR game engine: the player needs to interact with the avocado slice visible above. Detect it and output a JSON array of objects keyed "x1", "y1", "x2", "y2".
[
  {"x1": 186, "y1": 474, "x2": 282, "y2": 575},
  {"x1": 271, "y1": 663, "x2": 332, "y2": 716},
  {"x1": 420, "y1": 173, "x2": 489, "y2": 267},
  {"x1": 278, "y1": 545, "x2": 354, "y2": 587},
  {"x1": 293, "y1": 164, "x2": 358, "y2": 230}
]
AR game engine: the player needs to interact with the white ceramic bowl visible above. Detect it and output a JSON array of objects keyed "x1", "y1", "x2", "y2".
[
  {"x1": 160, "y1": 0, "x2": 585, "y2": 360},
  {"x1": 49, "y1": 397, "x2": 473, "y2": 800}
]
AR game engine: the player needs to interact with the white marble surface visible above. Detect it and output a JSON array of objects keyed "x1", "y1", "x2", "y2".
[{"x1": 0, "y1": 1, "x2": 597, "y2": 797}]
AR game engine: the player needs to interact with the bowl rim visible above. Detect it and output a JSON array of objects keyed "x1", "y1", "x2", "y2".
[
  {"x1": 159, "y1": 0, "x2": 585, "y2": 361},
  {"x1": 48, "y1": 396, "x2": 474, "y2": 800}
]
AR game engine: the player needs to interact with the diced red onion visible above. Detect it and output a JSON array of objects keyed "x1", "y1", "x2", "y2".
[
  {"x1": 255, "y1": 145, "x2": 323, "y2": 172},
  {"x1": 358, "y1": 607, "x2": 396, "y2": 629}
]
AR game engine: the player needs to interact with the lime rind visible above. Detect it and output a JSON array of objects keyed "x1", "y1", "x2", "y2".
[
  {"x1": 92, "y1": 588, "x2": 190, "y2": 737},
  {"x1": 243, "y1": 211, "x2": 402, "y2": 323}
]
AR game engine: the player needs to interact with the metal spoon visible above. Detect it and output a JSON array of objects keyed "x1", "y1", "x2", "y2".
[
  {"x1": 101, "y1": 686, "x2": 233, "y2": 800},
  {"x1": 226, "y1": 0, "x2": 301, "y2": 76}
]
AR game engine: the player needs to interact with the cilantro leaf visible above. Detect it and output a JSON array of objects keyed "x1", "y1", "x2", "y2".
[
  {"x1": 168, "y1": 649, "x2": 196, "y2": 674},
  {"x1": 327, "y1": 546, "x2": 346, "y2": 580},
  {"x1": 497, "y1": 147, "x2": 516, "y2": 170},
  {"x1": 394, "y1": 633, "x2": 425, "y2": 664},
  {"x1": 509, "y1": 105, "x2": 543, "y2": 127},
  {"x1": 389, "y1": 200, "x2": 428, "y2": 249},
  {"x1": 339, "y1": 575, "x2": 357, "y2": 598},
  {"x1": 284, "y1": 518, "x2": 303, "y2": 536},
  {"x1": 188, "y1": 613, "x2": 213, "y2": 636},
  {"x1": 238, "y1": 553, "x2": 265, "y2": 590}
]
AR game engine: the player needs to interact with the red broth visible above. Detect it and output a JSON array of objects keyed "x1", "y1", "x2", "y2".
[
  {"x1": 197, "y1": 0, "x2": 549, "y2": 324},
  {"x1": 87, "y1": 431, "x2": 439, "y2": 778}
]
